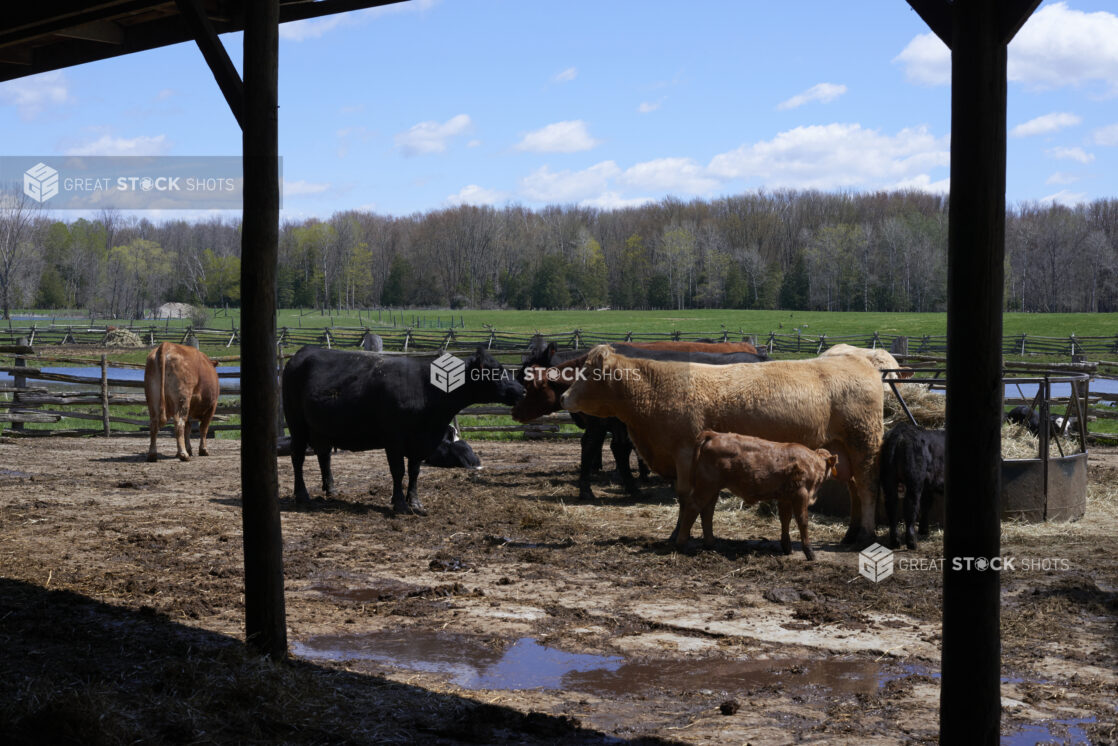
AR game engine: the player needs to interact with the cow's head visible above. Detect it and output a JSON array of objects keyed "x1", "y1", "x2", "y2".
[
  {"x1": 463, "y1": 347, "x2": 524, "y2": 405},
  {"x1": 511, "y1": 365, "x2": 562, "y2": 422},
  {"x1": 518, "y1": 340, "x2": 558, "y2": 383},
  {"x1": 559, "y1": 344, "x2": 624, "y2": 417}
]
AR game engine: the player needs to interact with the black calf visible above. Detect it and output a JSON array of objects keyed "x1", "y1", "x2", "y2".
[{"x1": 880, "y1": 422, "x2": 945, "y2": 549}]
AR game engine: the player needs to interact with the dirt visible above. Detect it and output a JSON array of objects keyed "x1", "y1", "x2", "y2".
[{"x1": 0, "y1": 435, "x2": 1115, "y2": 744}]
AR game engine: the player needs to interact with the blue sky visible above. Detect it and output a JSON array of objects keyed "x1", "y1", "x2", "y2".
[{"x1": 2, "y1": 0, "x2": 1118, "y2": 219}]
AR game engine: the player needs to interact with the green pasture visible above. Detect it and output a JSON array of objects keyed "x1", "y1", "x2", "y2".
[{"x1": 9, "y1": 307, "x2": 1117, "y2": 339}]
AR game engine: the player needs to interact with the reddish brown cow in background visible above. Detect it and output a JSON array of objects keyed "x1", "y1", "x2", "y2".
[
  {"x1": 144, "y1": 342, "x2": 220, "y2": 462},
  {"x1": 687, "y1": 431, "x2": 838, "y2": 559}
]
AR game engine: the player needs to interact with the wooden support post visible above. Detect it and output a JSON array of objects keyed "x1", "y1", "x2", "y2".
[
  {"x1": 240, "y1": 0, "x2": 286, "y2": 659},
  {"x1": 905, "y1": 0, "x2": 1040, "y2": 741},
  {"x1": 100, "y1": 353, "x2": 110, "y2": 437},
  {"x1": 12, "y1": 338, "x2": 26, "y2": 433}
]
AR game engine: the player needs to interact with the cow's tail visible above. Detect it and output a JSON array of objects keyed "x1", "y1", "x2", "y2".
[
  {"x1": 692, "y1": 430, "x2": 718, "y2": 477},
  {"x1": 157, "y1": 343, "x2": 171, "y2": 424}
]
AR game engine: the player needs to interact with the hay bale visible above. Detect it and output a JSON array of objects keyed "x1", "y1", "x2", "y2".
[
  {"x1": 883, "y1": 384, "x2": 946, "y2": 429},
  {"x1": 104, "y1": 328, "x2": 144, "y2": 348}
]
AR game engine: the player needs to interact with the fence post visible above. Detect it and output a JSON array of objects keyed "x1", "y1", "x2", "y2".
[
  {"x1": 12, "y1": 337, "x2": 27, "y2": 433},
  {"x1": 276, "y1": 342, "x2": 286, "y2": 435},
  {"x1": 100, "y1": 353, "x2": 110, "y2": 437}
]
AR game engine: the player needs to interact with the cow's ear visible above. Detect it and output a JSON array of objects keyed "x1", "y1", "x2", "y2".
[{"x1": 211, "y1": 359, "x2": 219, "y2": 368}]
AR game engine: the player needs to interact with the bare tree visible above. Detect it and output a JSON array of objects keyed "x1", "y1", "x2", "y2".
[{"x1": 0, "y1": 187, "x2": 43, "y2": 319}]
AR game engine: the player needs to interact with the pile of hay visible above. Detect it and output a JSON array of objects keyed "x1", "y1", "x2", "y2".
[
  {"x1": 1001, "y1": 422, "x2": 1080, "y2": 459},
  {"x1": 104, "y1": 328, "x2": 144, "y2": 347},
  {"x1": 883, "y1": 384, "x2": 946, "y2": 429}
]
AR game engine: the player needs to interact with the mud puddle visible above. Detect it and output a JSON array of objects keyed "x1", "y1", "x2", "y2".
[
  {"x1": 1002, "y1": 716, "x2": 1095, "y2": 745},
  {"x1": 293, "y1": 630, "x2": 887, "y2": 697}
]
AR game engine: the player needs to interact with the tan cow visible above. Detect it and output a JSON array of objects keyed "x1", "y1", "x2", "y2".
[
  {"x1": 819, "y1": 343, "x2": 912, "y2": 379},
  {"x1": 560, "y1": 345, "x2": 884, "y2": 545},
  {"x1": 687, "y1": 431, "x2": 838, "y2": 559},
  {"x1": 144, "y1": 342, "x2": 220, "y2": 462}
]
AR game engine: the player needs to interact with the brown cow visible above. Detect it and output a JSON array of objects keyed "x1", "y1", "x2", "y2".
[
  {"x1": 144, "y1": 342, "x2": 220, "y2": 462},
  {"x1": 560, "y1": 345, "x2": 883, "y2": 545},
  {"x1": 686, "y1": 431, "x2": 838, "y2": 559}
]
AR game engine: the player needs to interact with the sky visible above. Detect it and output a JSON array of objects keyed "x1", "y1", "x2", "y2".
[{"x1": 2, "y1": 0, "x2": 1118, "y2": 220}]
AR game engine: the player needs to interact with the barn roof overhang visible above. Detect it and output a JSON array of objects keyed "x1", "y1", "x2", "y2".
[{"x1": 0, "y1": 0, "x2": 406, "y2": 84}]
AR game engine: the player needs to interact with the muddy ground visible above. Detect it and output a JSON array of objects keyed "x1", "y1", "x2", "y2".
[{"x1": 0, "y1": 435, "x2": 1115, "y2": 744}]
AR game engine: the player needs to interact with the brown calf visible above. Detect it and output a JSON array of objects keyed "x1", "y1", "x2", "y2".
[
  {"x1": 685, "y1": 431, "x2": 838, "y2": 559},
  {"x1": 144, "y1": 342, "x2": 220, "y2": 462}
]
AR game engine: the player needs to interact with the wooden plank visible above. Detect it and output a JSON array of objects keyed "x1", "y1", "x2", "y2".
[{"x1": 0, "y1": 412, "x2": 61, "y2": 423}]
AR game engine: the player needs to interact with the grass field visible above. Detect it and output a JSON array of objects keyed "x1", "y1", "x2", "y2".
[{"x1": 10, "y1": 307, "x2": 1118, "y2": 339}]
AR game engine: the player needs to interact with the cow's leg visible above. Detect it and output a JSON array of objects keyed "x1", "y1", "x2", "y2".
[
  {"x1": 884, "y1": 480, "x2": 901, "y2": 550},
  {"x1": 173, "y1": 408, "x2": 190, "y2": 462},
  {"x1": 795, "y1": 492, "x2": 815, "y2": 561},
  {"x1": 197, "y1": 403, "x2": 216, "y2": 457},
  {"x1": 637, "y1": 456, "x2": 651, "y2": 483},
  {"x1": 904, "y1": 481, "x2": 920, "y2": 550},
  {"x1": 778, "y1": 500, "x2": 794, "y2": 556},
  {"x1": 577, "y1": 427, "x2": 602, "y2": 500},
  {"x1": 146, "y1": 411, "x2": 161, "y2": 462},
  {"x1": 291, "y1": 436, "x2": 310, "y2": 503},
  {"x1": 698, "y1": 499, "x2": 717, "y2": 549},
  {"x1": 841, "y1": 469, "x2": 879, "y2": 546},
  {"x1": 674, "y1": 498, "x2": 700, "y2": 550},
  {"x1": 918, "y1": 491, "x2": 937, "y2": 538},
  {"x1": 387, "y1": 449, "x2": 409, "y2": 513},
  {"x1": 184, "y1": 417, "x2": 194, "y2": 457},
  {"x1": 316, "y1": 446, "x2": 335, "y2": 496},
  {"x1": 609, "y1": 424, "x2": 639, "y2": 497},
  {"x1": 667, "y1": 449, "x2": 695, "y2": 543},
  {"x1": 403, "y1": 456, "x2": 427, "y2": 516}
]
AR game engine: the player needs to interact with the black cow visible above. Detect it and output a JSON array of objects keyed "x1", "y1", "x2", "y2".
[
  {"x1": 518, "y1": 339, "x2": 766, "y2": 500},
  {"x1": 361, "y1": 332, "x2": 384, "y2": 352},
  {"x1": 1005, "y1": 405, "x2": 1061, "y2": 437},
  {"x1": 282, "y1": 346, "x2": 523, "y2": 514},
  {"x1": 880, "y1": 422, "x2": 945, "y2": 549},
  {"x1": 424, "y1": 425, "x2": 482, "y2": 469}
]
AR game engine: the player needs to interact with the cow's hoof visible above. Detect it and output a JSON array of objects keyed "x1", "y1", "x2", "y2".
[
  {"x1": 294, "y1": 489, "x2": 310, "y2": 504},
  {"x1": 905, "y1": 538, "x2": 918, "y2": 550},
  {"x1": 198, "y1": 448, "x2": 208, "y2": 456},
  {"x1": 407, "y1": 498, "x2": 428, "y2": 516},
  {"x1": 803, "y1": 548, "x2": 816, "y2": 561},
  {"x1": 178, "y1": 454, "x2": 190, "y2": 462},
  {"x1": 578, "y1": 487, "x2": 595, "y2": 501},
  {"x1": 841, "y1": 526, "x2": 876, "y2": 546},
  {"x1": 392, "y1": 499, "x2": 427, "y2": 516},
  {"x1": 146, "y1": 453, "x2": 158, "y2": 462}
]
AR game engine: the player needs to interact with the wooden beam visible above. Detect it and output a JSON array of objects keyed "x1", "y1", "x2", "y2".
[
  {"x1": 55, "y1": 20, "x2": 124, "y2": 44},
  {"x1": 906, "y1": 0, "x2": 953, "y2": 49},
  {"x1": 1000, "y1": 0, "x2": 1043, "y2": 44},
  {"x1": 174, "y1": 0, "x2": 244, "y2": 128},
  {"x1": 941, "y1": 1, "x2": 1011, "y2": 742},
  {"x1": 240, "y1": 0, "x2": 286, "y2": 658},
  {"x1": 279, "y1": 0, "x2": 409, "y2": 24}
]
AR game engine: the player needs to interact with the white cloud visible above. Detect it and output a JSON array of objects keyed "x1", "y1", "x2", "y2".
[
  {"x1": 893, "y1": 33, "x2": 950, "y2": 86},
  {"x1": 519, "y1": 161, "x2": 620, "y2": 202},
  {"x1": 1046, "y1": 172, "x2": 1080, "y2": 185},
  {"x1": 579, "y1": 192, "x2": 655, "y2": 210},
  {"x1": 515, "y1": 120, "x2": 600, "y2": 153},
  {"x1": 65, "y1": 134, "x2": 169, "y2": 156},
  {"x1": 637, "y1": 98, "x2": 665, "y2": 114},
  {"x1": 889, "y1": 174, "x2": 951, "y2": 194},
  {"x1": 619, "y1": 157, "x2": 720, "y2": 195},
  {"x1": 467, "y1": 139, "x2": 481, "y2": 148},
  {"x1": 280, "y1": 0, "x2": 438, "y2": 41},
  {"x1": 1041, "y1": 189, "x2": 1088, "y2": 206},
  {"x1": 1093, "y1": 123, "x2": 1118, "y2": 146},
  {"x1": 1010, "y1": 112, "x2": 1082, "y2": 137},
  {"x1": 1046, "y1": 146, "x2": 1094, "y2": 163},
  {"x1": 394, "y1": 114, "x2": 471, "y2": 155},
  {"x1": 446, "y1": 184, "x2": 506, "y2": 206},
  {"x1": 776, "y1": 82, "x2": 847, "y2": 110},
  {"x1": 896, "y1": 3, "x2": 1118, "y2": 93},
  {"x1": 708, "y1": 123, "x2": 949, "y2": 191},
  {"x1": 0, "y1": 71, "x2": 71, "y2": 120},
  {"x1": 283, "y1": 179, "x2": 330, "y2": 196},
  {"x1": 553, "y1": 67, "x2": 578, "y2": 83},
  {"x1": 156, "y1": 89, "x2": 175, "y2": 101}
]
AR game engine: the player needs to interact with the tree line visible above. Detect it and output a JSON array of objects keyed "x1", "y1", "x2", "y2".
[{"x1": 2, "y1": 188, "x2": 1117, "y2": 319}]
